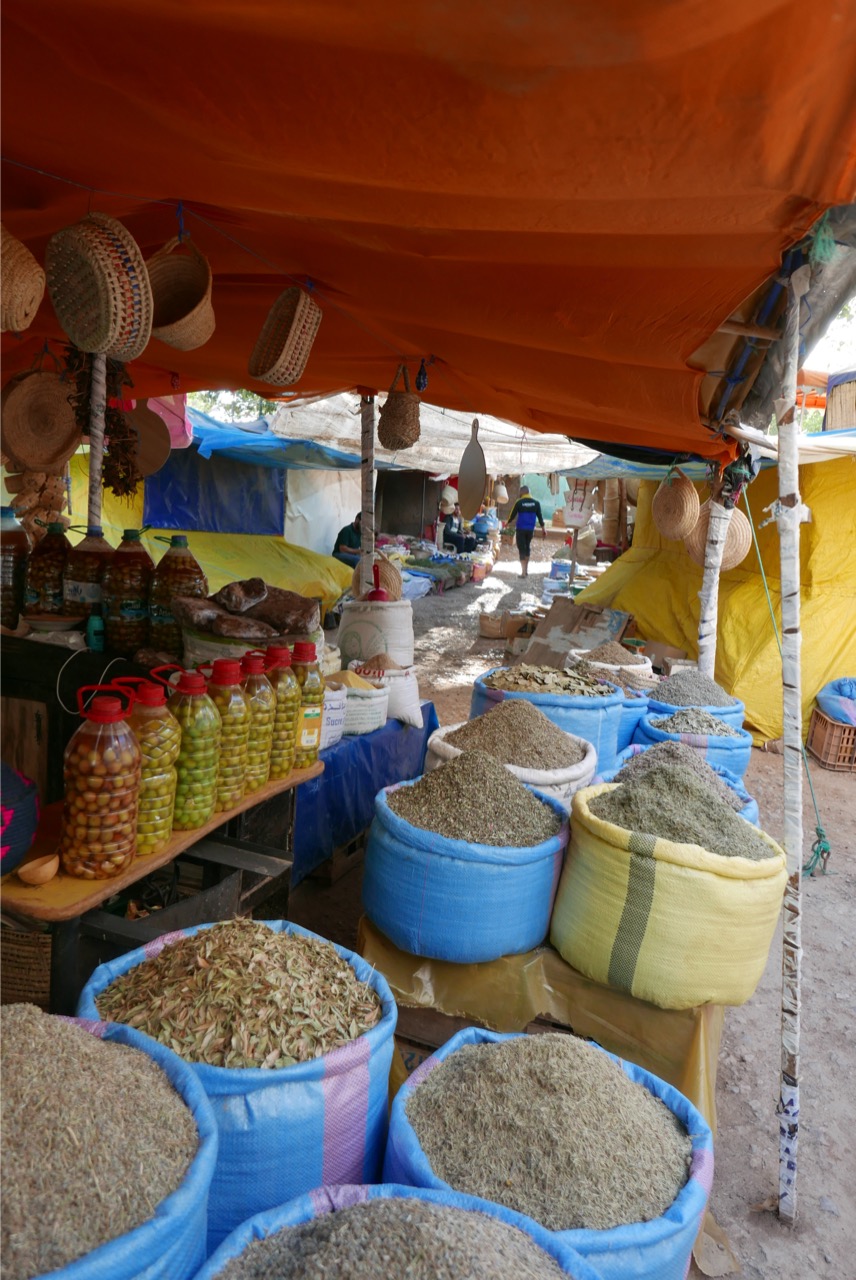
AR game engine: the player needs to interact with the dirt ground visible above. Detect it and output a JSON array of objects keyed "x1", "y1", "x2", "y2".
[{"x1": 296, "y1": 544, "x2": 855, "y2": 1278}]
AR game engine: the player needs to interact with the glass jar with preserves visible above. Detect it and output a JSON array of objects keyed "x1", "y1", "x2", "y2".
[
  {"x1": 114, "y1": 676, "x2": 181, "y2": 856},
  {"x1": 291, "y1": 641, "x2": 325, "y2": 770},
  {"x1": 23, "y1": 521, "x2": 71, "y2": 616},
  {"x1": 200, "y1": 658, "x2": 251, "y2": 810},
  {"x1": 153, "y1": 665, "x2": 221, "y2": 831},
  {"x1": 240, "y1": 653, "x2": 276, "y2": 793},
  {"x1": 150, "y1": 534, "x2": 209, "y2": 657},
  {"x1": 265, "y1": 645, "x2": 301, "y2": 780},
  {"x1": 103, "y1": 529, "x2": 154, "y2": 657},
  {"x1": 59, "y1": 684, "x2": 142, "y2": 880},
  {"x1": 62, "y1": 525, "x2": 113, "y2": 620},
  {"x1": 0, "y1": 505, "x2": 32, "y2": 630}
]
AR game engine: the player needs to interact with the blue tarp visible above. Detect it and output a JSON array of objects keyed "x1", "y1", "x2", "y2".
[
  {"x1": 143, "y1": 441, "x2": 286, "y2": 534},
  {"x1": 187, "y1": 408, "x2": 400, "y2": 471}
]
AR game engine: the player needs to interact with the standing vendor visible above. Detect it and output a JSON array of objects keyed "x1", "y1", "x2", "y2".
[
  {"x1": 332, "y1": 513, "x2": 362, "y2": 567},
  {"x1": 504, "y1": 485, "x2": 545, "y2": 577}
]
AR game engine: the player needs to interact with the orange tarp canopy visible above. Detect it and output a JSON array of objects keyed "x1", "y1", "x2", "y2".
[{"x1": 2, "y1": 1, "x2": 856, "y2": 458}]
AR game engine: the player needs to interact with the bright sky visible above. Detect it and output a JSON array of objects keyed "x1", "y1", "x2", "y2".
[{"x1": 804, "y1": 295, "x2": 856, "y2": 373}]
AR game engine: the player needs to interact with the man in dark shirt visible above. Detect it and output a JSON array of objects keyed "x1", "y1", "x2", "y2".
[
  {"x1": 504, "y1": 485, "x2": 545, "y2": 577},
  {"x1": 332, "y1": 512, "x2": 362, "y2": 567},
  {"x1": 441, "y1": 503, "x2": 477, "y2": 554}
]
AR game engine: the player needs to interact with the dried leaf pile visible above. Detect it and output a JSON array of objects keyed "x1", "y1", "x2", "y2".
[
  {"x1": 615, "y1": 741, "x2": 743, "y2": 812},
  {"x1": 485, "y1": 664, "x2": 613, "y2": 697},
  {"x1": 654, "y1": 669, "x2": 737, "y2": 708},
  {"x1": 95, "y1": 921, "x2": 382, "y2": 1069},
  {"x1": 445, "y1": 700, "x2": 586, "y2": 771},
  {"x1": 405, "y1": 1034, "x2": 692, "y2": 1232},
  {"x1": 1, "y1": 1004, "x2": 197, "y2": 1280},
  {"x1": 651, "y1": 708, "x2": 740, "y2": 738}
]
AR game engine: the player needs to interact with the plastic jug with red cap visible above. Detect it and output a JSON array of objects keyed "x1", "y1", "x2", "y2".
[
  {"x1": 113, "y1": 676, "x2": 181, "y2": 855},
  {"x1": 152, "y1": 665, "x2": 221, "y2": 830},
  {"x1": 264, "y1": 646, "x2": 302, "y2": 780},
  {"x1": 240, "y1": 653, "x2": 276, "y2": 793},
  {"x1": 59, "y1": 685, "x2": 142, "y2": 880},
  {"x1": 197, "y1": 659, "x2": 252, "y2": 809},
  {"x1": 291, "y1": 641, "x2": 325, "y2": 769}
]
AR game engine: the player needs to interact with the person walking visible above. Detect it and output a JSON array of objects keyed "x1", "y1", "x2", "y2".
[{"x1": 504, "y1": 485, "x2": 545, "y2": 577}]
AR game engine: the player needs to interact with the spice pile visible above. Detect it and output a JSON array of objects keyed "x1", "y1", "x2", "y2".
[
  {"x1": 95, "y1": 920, "x2": 382, "y2": 1069},
  {"x1": 615, "y1": 742, "x2": 743, "y2": 812},
  {"x1": 388, "y1": 752, "x2": 562, "y2": 846},
  {"x1": 654, "y1": 669, "x2": 737, "y2": 707},
  {"x1": 1, "y1": 1004, "x2": 198, "y2": 1280},
  {"x1": 584, "y1": 640, "x2": 647, "y2": 666},
  {"x1": 651, "y1": 709, "x2": 740, "y2": 738},
  {"x1": 445, "y1": 701, "x2": 586, "y2": 771},
  {"x1": 612, "y1": 667, "x2": 661, "y2": 695},
  {"x1": 591, "y1": 765, "x2": 776, "y2": 860},
  {"x1": 485, "y1": 664, "x2": 612, "y2": 697},
  {"x1": 405, "y1": 1034, "x2": 691, "y2": 1232},
  {"x1": 214, "y1": 1199, "x2": 569, "y2": 1280},
  {"x1": 355, "y1": 651, "x2": 402, "y2": 672}
]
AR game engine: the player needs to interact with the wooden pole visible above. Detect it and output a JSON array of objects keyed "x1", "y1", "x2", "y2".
[
  {"x1": 360, "y1": 394, "x2": 376, "y2": 596},
  {"x1": 697, "y1": 478, "x2": 733, "y2": 680},
  {"x1": 87, "y1": 353, "x2": 107, "y2": 529}
]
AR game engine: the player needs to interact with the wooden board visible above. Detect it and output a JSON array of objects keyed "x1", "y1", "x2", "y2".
[{"x1": 0, "y1": 695, "x2": 49, "y2": 797}]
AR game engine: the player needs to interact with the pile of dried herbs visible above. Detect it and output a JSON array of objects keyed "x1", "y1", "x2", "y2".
[
  {"x1": 485, "y1": 664, "x2": 612, "y2": 697},
  {"x1": 95, "y1": 920, "x2": 382, "y2": 1069},
  {"x1": 612, "y1": 667, "x2": 661, "y2": 695},
  {"x1": 214, "y1": 1198, "x2": 569, "y2": 1280},
  {"x1": 651, "y1": 708, "x2": 740, "y2": 738},
  {"x1": 1, "y1": 1004, "x2": 197, "y2": 1280},
  {"x1": 584, "y1": 640, "x2": 646, "y2": 666},
  {"x1": 655, "y1": 669, "x2": 737, "y2": 707},
  {"x1": 405, "y1": 1033, "x2": 692, "y2": 1232},
  {"x1": 615, "y1": 741, "x2": 743, "y2": 812},
  {"x1": 388, "y1": 752, "x2": 563, "y2": 846},
  {"x1": 445, "y1": 700, "x2": 586, "y2": 771}
]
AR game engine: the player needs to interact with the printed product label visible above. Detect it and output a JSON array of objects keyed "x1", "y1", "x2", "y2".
[
  {"x1": 64, "y1": 580, "x2": 102, "y2": 605},
  {"x1": 45, "y1": 587, "x2": 64, "y2": 611},
  {"x1": 150, "y1": 602, "x2": 176, "y2": 624},
  {"x1": 118, "y1": 598, "x2": 148, "y2": 621},
  {"x1": 297, "y1": 705, "x2": 322, "y2": 750},
  {"x1": 24, "y1": 587, "x2": 39, "y2": 607}
]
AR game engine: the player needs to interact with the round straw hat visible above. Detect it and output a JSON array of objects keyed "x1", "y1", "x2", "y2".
[
  {"x1": 45, "y1": 213, "x2": 153, "y2": 361},
  {"x1": 0, "y1": 371, "x2": 81, "y2": 472},
  {"x1": 1, "y1": 225, "x2": 46, "y2": 334},
  {"x1": 146, "y1": 236, "x2": 215, "y2": 351},
  {"x1": 684, "y1": 500, "x2": 752, "y2": 571},
  {"x1": 248, "y1": 286, "x2": 322, "y2": 386},
  {"x1": 126, "y1": 402, "x2": 172, "y2": 476},
  {"x1": 651, "y1": 468, "x2": 700, "y2": 541},
  {"x1": 351, "y1": 555, "x2": 403, "y2": 601}
]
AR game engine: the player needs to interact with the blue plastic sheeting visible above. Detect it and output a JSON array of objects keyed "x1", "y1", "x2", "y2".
[
  {"x1": 187, "y1": 407, "x2": 400, "y2": 471},
  {"x1": 646, "y1": 694, "x2": 746, "y2": 731},
  {"x1": 293, "y1": 703, "x2": 440, "y2": 885},
  {"x1": 633, "y1": 714, "x2": 754, "y2": 778},
  {"x1": 143, "y1": 443, "x2": 285, "y2": 534},
  {"x1": 816, "y1": 676, "x2": 856, "y2": 725},
  {"x1": 617, "y1": 691, "x2": 649, "y2": 752}
]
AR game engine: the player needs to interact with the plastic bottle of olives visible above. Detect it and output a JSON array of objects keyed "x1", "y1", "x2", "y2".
[
  {"x1": 265, "y1": 645, "x2": 301, "y2": 780},
  {"x1": 0, "y1": 505, "x2": 32, "y2": 630},
  {"x1": 62, "y1": 524, "x2": 113, "y2": 620},
  {"x1": 291, "y1": 641, "x2": 325, "y2": 770},
  {"x1": 240, "y1": 653, "x2": 276, "y2": 793},
  {"x1": 114, "y1": 676, "x2": 181, "y2": 855},
  {"x1": 59, "y1": 684, "x2": 142, "y2": 880},
  {"x1": 153, "y1": 666, "x2": 221, "y2": 830},
  {"x1": 201, "y1": 658, "x2": 252, "y2": 810},
  {"x1": 102, "y1": 529, "x2": 154, "y2": 657},
  {"x1": 150, "y1": 535, "x2": 209, "y2": 657},
  {"x1": 23, "y1": 521, "x2": 71, "y2": 616}
]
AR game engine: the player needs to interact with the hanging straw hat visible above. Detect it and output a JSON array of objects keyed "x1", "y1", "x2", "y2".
[
  {"x1": 651, "y1": 468, "x2": 700, "y2": 541},
  {"x1": 684, "y1": 500, "x2": 752, "y2": 571},
  {"x1": 1, "y1": 226, "x2": 46, "y2": 334},
  {"x1": 351, "y1": 554, "x2": 403, "y2": 601},
  {"x1": 146, "y1": 236, "x2": 215, "y2": 350},
  {"x1": 248, "y1": 286, "x2": 322, "y2": 385},
  {"x1": 378, "y1": 364, "x2": 420, "y2": 451},
  {"x1": 45, "y1": 213, "x2": 153, "y2": 361},
  {"x1": 0, "y1": 371, "x2": 81, "y2": 472}
]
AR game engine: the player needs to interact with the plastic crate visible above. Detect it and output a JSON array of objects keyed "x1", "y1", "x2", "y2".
[{"x1": 806, "y1": 707, "x2": 856, "y2": 772}]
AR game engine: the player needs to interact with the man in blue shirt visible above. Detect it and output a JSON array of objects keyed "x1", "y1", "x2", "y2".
[{"x1": 504, "y1": 485, "x2": 545, "y2": 577}]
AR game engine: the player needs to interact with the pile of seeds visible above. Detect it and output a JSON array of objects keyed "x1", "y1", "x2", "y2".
[
  {"x1": 615, "y1": 741, "x2": 743, "y2": 812},
  {"x1": 486, "y1": 664, "x2": 613, "y2": 697},
  {"x1": 445, "y1": 701, "x2": 586, "y2": 771},
  {"x1": 214, "y1": 1198, "x2": 569, "y2": 1280},
  {"x1": 405, "y1": 1034, "x2": 692, "y2": 1232},
  {"x1": 1, "y1": 1004, "x2": 198, "y2": 1280},
  {"x1": 388, "y1": 752, "x2": 562, "y2": 846},
  {"x1": 655, "y1": 669, "x2": 737, "y2": 707},
  {"x1": 652, "y1": 708, "x2": 740, "y2": 738},
  {"x1": 95, "y1": 920, "x2": 382, "y2": 1069},
  {"x1": 584, "y1": 640, "x2": 647, "y2": 666},
  {"x1": 591, "y1": 765, "x2": 776, "y2": 860}
]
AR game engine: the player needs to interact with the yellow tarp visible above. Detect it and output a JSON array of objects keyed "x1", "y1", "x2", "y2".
[{"x1": 576, "y1": 457, "x2": 856, "y2": 743}]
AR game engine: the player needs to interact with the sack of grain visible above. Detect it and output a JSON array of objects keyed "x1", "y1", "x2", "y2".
[
  {"x1": 599, "y1": 743, "x2": 761, "y2": 825},
  {"x1": 549, "y1": 785, "x2": 787, "y2": 1009},
  {"x1": 343, "y1": 683, "x2": 389, "y2": 735},
  {"x1": 337, "y1": 599, "x2": 414, "y2": 667},
  {"x1": 350, "y1": 658, "x2": 422, "y2": 728},
  {"x1": 633, "y1": 711, "x2": 753, "y2": 778}
]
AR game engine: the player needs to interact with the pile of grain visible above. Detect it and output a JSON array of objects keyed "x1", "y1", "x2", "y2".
[
  {"x1": 585, "y1": 640, "x2": 646, "y2": 666},
  {"x1": 615, "y1": 742, "x2": 743, "y2": 812},
  {"x1": 445, "y1": 701, "x2": 586, "y2": 771},
  {"x1": 651, "y1": 708, "x2": 740, "y2": 738},
  {"x1": 655, "y1": 670, "x2": 737, "y2": 707}
]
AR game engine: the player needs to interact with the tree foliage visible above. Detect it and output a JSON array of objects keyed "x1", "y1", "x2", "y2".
[{"x1": 188, "y1": 389, "x2": 280, "y2": 422}]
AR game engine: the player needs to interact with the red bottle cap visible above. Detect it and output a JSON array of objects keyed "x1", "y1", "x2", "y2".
[
  {"x1": 114, "y1": 676, "x2": 167, "y2": 707},
  {"x1": 241, "y1": 654, "x2": 267, "y2": 675},
  {"x1": 174, "y1": 671, "x2": 208, "y2": 695},
  {"x1": 292, "y1": 642, "x2": 316, "y2": 663},
  {"x1": 210, "y1": 658, "x2": 243, "y2": 686},
  {"x1": 87, "y1": 696, "x2": 124, "y2": 723},
  {"x1": 266, "y1": 646, "x2": 292, "y2": 668}
]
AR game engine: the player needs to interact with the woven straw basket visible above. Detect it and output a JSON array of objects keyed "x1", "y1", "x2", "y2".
[
  {"x1": 684, "y1": 500, "x2": 752, "y2": 571},
  {"x1": 45, "y1": 213, "x2": 153, "y2": 361},
  {"x1": 248, "y1": 286, "x2": 322, "y2": 385},
  {"x1": 0, "y1": 371, "x2": 81, "y2": 472},
  {"x1": 1, "y1": 225, "x2": 46, "y2": 334},
  {"x1": 147, "y1": 236, "x2": 215, "y2": 351},
  {"x1": 651, "y1": 468, "x2": 700, "y2": 541},
  {"x1": 378, "y1": 364, "x2": 420, "y2": 450},
  {"x1": 351, "y1": 554, "x2": 403, "y2": 601}
]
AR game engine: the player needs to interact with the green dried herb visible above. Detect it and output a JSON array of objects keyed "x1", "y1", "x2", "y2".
[
  {"x1": 445, "y1": 700, "x2": 585, "y2": 771},
  {"x1": 615, "y1": 741, "x2": 743, "y2": 812},
  {"x1": 651, "y1": 708, "x2": 740, "y2": 737}
]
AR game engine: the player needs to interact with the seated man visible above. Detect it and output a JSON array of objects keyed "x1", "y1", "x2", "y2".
[
  {"x1": 332, "y1": 512, "x2": 362, "y2": 567},
  {"x1": 441, "y1": 503, "x2": 477, "y2": 554}
]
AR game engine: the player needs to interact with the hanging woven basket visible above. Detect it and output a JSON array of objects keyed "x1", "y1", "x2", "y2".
[
  {"x1": 651, "y1": 468, "x2": 700, "y2": 541},
  {"x1": 248, "y1": 286, "x2": 322, "y2": 385},
  {"x1": 378, "y1": 364, "x2": 420, "y2": 451},
  {"x1": 684, "y1": 500, "x2": 752, "y2": 571},
  {"x1": 350, "y1": 554, "x2": 403, "y2": 601},
  {"x1": 0, "y1": 371, "x2": 81, "y2": 473},
  {"x1": 1, "y1": 225, "x2": 46, "y2": 334},
  {"x1": 146, "y1": 236, "x2": 215, "y2": 351},
  {"x1": 45, "y1": 213, "x2": 153, "y2": 361}
]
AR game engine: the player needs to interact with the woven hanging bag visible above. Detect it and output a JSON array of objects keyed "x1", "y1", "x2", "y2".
[
  {"x1": 146, "y1": 236, "x2": 215, "y2": 351},
  {"x1": 1, "y1": 226, "x2": 46, "y2": 334},
  {"x1": 684, "y1": 500, "x2": 752, "y2": 571},
  {"x1": 350, "y1": 554, "x2": 403, "y2": 601},
  {"x1": 651, "y1": 468, "x2": 700, "y2": 541},
  {"x1": 45, "y1": 213, "x2": 153, "y2": 361},
  {"x1": 248, "y1": 286, "x2": 322, "y2": 385},
  {"x1": 378, "y1": 364, "x2": 420, "y2": 450}
]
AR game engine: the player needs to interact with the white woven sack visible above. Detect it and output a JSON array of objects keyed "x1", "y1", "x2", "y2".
[
  {"x1": 337, "y1": 599, "x2": 414, "y2": 667},
  {"x1": 568, "y1": 647, "x2": 654, "y2": 676},
  {"x1": 320, "y1": 682, "x2": 347, "y2": 749},
  {"x1": 425, "y1": 722, "x2": 597, "y2": 815},
  {"x1": 349, "y1": 661, "x2": 422, "y2": 728},
  {"x1": 343, "y1": 684, "x2": 389, "y2": 735},
  {"x1": 321, "y1": 644, "x2": 341, "y2": 677}
]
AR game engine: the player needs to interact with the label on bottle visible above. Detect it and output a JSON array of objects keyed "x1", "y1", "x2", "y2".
[
  {"x1": 24, "y1": 586, "x2": 40, "y2": 607},
  {"x1": 117, "y1": 598, "x2": 148, "y2": 621},
  {"x1": 64, "y1": 580, "x2": 102, "y2": 605},
  {"x1": 150, "y1": 602, "x2": 176, "y2": 624},
  {"x1": 45, "y1": 587, "x2": 64, "y2": 611},
  {"x1": 296, "y1": 706, "x2": 322, "y2": 750}
]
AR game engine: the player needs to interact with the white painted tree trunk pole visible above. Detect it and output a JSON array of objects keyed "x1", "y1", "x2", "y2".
[
  {"x1": 87, "y1": 353, "x2": 107, "y2": 529},
  {"x1": 360, "y1": 395, "x2": 376, "y2": 596},
  {"x1": 697, "y1": 498, "x2": 733, "y2": 679}
]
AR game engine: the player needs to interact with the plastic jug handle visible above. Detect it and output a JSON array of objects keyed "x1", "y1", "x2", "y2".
[
  {"x1": 76, "y1": 683, "x2": 133, "y2": 717},
  {"x1": 150, "y1": 663, "x2": 186, "y2": 689}
]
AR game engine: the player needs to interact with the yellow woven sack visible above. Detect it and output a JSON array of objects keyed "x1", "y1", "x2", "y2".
[{"x1": 550, "y1": 784, "x2": 787, "y2": 1009}]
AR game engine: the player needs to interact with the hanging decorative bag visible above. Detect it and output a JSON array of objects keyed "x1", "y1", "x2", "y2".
[
  {"x1": 45, "y1": 213, "x2": 153, "y2": 361},
  {"x1": 146, "y1": 236, "x2": 215, "y2": 351},
  {"x1": 248, "y1": 286, "x2": 322, "y2": 385},
  {"x1": 651, "y1": 468, "x2": 700, "y2": 541},
  {"x1": 378, "y1": 364, "x2": 420, "y2": 451},
  {"x1": 1, "y1": 225, "x2": 46, "y2": 334},
  {"x1": 683, "y1": 500, "x2": 752, "y2": 571}
]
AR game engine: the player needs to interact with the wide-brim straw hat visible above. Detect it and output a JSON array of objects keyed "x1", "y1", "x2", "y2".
[
  {"x1": 147, "y1": 236, "x2": 215, "y2": 351},
  {"x1": 1, "y1": 225, "x2": 46, "y2": 334},
  {"x1": 45, "y1": 213, "x2": 153, "y2": 361},
  {"x1": 126, "y1": 402, "x2": 172, "y2": 476},
  {"x1": 0, "y1": 371, "x2": 81, "y2": 472},
  {"x1": 351, "y1": 555, "x2": 403, "y2": 601},
  {"x1": 248, "y1": 286, "x2": 322, "y2": 386},
  {"x1": 651, "y1": 468, "x2": 700, "y2": 541},
  {"x1": 684, "y1": 500, "x2": 752, "y2": 571}
]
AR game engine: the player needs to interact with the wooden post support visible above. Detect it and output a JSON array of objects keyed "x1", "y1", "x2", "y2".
[
  {"x1": 360, "y1": 394, "x2": 376, "y2": 596},
  {"x1": 697, "y1": 479, "x2": 732, "y2": 680},
  {"x1": 86, "y1": 352, "x2": 107, "y2": 529}
]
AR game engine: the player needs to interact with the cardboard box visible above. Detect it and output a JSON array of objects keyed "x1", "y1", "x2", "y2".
[
  {"x1": 640, "y1": 641, "x2": 687, "y2": 673},
  {"x1": 517, "y1": 598, "x2": 632, "y2": 667},
  {"x1": 478, "y1": 613, "x2": 504, "y2": 639}
]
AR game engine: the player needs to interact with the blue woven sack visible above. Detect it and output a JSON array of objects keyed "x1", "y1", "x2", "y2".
[
  {"x1": 596, "y1": 744, "x2": 760, "y2": 825},
  {"x1": 633, "y1": 713, "x2": 753, "y2": 778},
  {"x1": 384, "y1": 1027, "x2": 714, "y2": 1280},
  {"x1": 616, "y1": 690, "x2": 648, "y2": 752},
  {"x1": 362, "y1": 783, "x2": 569, "y2": 963},
  {"x1": 77, "y1": 922, "x2": 397, "y2": 1252},
  {"x1": 646, "y1": 693, "x2": 745, "y2": 731},
  {"x1": 816, "y1": 677, "x2": 856, "y2": 725}
]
